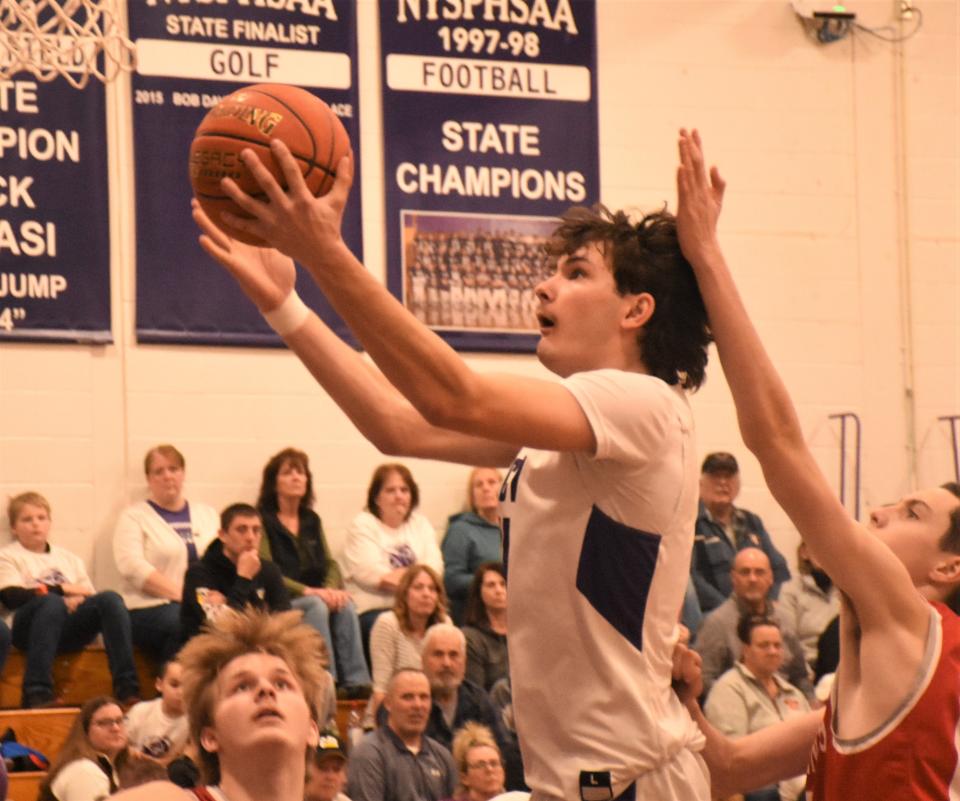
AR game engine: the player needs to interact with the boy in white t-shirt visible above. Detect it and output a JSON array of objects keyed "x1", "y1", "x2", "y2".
[
  {"x1": 126, "y1": 659, "x2": 189, "y2": 761},
  {"x1": 0, "y1": 492, "x2": 142, "y2": 708},
  {"x1": 192, "y1": 140, "x2": 713, "y2": 800}
]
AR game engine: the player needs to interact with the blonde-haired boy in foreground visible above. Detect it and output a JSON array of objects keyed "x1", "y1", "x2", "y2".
[{"x1": 113, "y1": 609, "x2": 324, "y2": 801}]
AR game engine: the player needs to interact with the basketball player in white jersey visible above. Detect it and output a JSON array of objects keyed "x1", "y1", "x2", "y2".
[{"x1": 192, "y1": 139, "x2": 713, "y2": 801}]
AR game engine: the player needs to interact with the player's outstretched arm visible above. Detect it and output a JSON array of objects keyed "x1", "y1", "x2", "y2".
[
  {"x1": 672, "y1": 643, "x2": 817, "y2": 795},
  {"x1": 193, "y1": 203, "x2": 516, "y2": 467},
  {"x1": 675, "y1": 129, "x2": 926, "y2": 634},
  {"x1": 215, "y1": 142, "x2": 599, "y2": 455},
  {"x1": 690, "y1": 702, "x2": 821, "y2": 797}
]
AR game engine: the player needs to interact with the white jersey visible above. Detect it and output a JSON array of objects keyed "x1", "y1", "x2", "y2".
[
  {"x1": 125, "y1": 697, "x2": 188, "y2": 759},
  {"x1": 501, "y1": 369, "x2": 704, "y2": 801},
  {"x1": 0, "y1": 540, "x2": 94, "y2": 626}
]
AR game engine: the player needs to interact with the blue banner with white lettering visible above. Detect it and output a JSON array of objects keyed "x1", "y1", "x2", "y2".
[
  {"x1": 379, "y1": 0, "x2": 597, "y2": 352},
  {"x1": 129, "y1": 0, "x2": 362, "y2": 346},
  {"x1": 0, "y1": 77, "x2": 111, "y2": 343}
]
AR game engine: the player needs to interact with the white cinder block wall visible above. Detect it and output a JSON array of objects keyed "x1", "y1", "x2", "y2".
[{"x1": 0, "y1": 0, "x2": 956, "y2": 588}]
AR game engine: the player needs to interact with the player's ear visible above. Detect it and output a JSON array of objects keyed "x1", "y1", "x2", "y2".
[
  {"x1": 200, "y1": 726, "x2": 220, "y2": 755},
  {"x1": 931, "y1": 553, "x2": 960, "y2": 586},
  {"x1": 622, "y1": 292, "x2": 655, "y2": 331},
  {"x1": 307, "y1": 719, "x2": 320, "y2": 748}
]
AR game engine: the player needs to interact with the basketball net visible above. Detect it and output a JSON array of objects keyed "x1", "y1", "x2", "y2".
[{"x1": 0, "y1": 0, "x2": 136, "y2": 89}]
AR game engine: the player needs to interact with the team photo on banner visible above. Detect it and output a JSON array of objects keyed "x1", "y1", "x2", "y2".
[
  {"x1": 379, "y1": 0, "x2": 598, "y2": 352},
  {"x1": 129, "y1": 0, "x2": 363, "y2": 346}
]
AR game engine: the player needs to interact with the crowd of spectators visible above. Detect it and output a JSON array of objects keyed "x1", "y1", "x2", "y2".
[{"x1": 0, "y1": 445, "x2": 836, "y2": 801}]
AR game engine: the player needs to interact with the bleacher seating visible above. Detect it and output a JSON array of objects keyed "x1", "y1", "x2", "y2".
[
  {"x1": 0, "y1": 707, "x2": 77, "y2": 801},
  {"x1": 0, "y1": 646, "x2": 158, "y2": 710}
]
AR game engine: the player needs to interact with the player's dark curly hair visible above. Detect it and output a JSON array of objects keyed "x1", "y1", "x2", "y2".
[{"x1": 545, "y1": 204, "x2": 712, "y2": 390}]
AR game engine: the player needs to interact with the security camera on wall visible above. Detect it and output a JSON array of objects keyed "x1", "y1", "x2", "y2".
[
  {"x1": 790, "y1": 0, "x2": 856, "y2": 19},
  {"x1": 791, "y1": 0, "x2": 857, "y2": 42}
]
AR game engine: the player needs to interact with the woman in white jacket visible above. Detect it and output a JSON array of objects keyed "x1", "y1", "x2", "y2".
[
  {"x1": 342, "y1": 463, "x2": 443, "y2": 659},
  {"x1": 113, "y1": 445, "x2": 218, "y2": 662}
]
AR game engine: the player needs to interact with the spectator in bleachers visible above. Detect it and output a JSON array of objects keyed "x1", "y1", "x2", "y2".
[
  {"x1": 304, "y1": 734, "x2": 351, "y2": 801},
  {"x1": 347, "y1": 668, "x2": 456, "y2": 801},
  {"x1": 342, "y1": 464, "x2": 443, "y2": 657},
  {"x1": 486, "y1": 678, "x2": 526, "y2": 793},
  {"x1": 695, "y1": 547, "x2": 812, "y2": 701},
  {"x1": 441, "y1": 468, "x2": 502, "y2": 624},
  {"x1": 112, "y1": 608, "x2": 328, "y2": 801},
  {"x1": 180, "y1": 503, "x2": 291, "y2": 642},
  {"x1": 777, "y1": 542, "x2": 839, "y2": 671},
  {"x1": 113, "y1": 444, "x2": 218, "y2": 664},
  {"x1": 39, "y1": 696, "x2": 135, "y2": 801},
  {"x1": 461, "y1": 562, "x2": 508, "y2": 691},
  {"x1": 368, "y1": 564, "x2": 450, "y2": 719},
  {"x1": 703, "y1": 615, "x2": 810, "y2": 801},
  {"x1": 691, "y1": 452, "x2": 791, "y2": 613},
  {"x1": 0, "y1": 492, "x2": 141, "y2": 708},
  {"x1": 124, "y1": 659, "x2": 187, "y2": 762},
  {"x1": 257, "y1": 447, "x2": 371, "y2": 697},
  {"x1": 447, "y1": 721, "x2": 506, "y2": 801},
  {"x1": 414, "y1": 624, "x2": 507, "y2": 756}
]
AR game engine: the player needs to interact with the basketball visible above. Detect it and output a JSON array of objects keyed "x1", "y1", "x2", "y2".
[{"x1": 189, "y1": 84, "x2": 350, "y2": 246}]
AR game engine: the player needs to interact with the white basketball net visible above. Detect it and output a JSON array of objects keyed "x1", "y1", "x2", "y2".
[{"x1": 0, "y1": 0, "x2": 136, "y2": 89}]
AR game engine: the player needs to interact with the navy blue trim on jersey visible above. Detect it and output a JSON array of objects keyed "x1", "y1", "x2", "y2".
[{"x1": 575, "y1": 505, "x2": 661, "y2": 652}]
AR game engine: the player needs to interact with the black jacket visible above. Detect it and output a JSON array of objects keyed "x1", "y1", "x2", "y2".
[
  {"x1": 181, "y1": 539, "x2": 291, "y2": 641},
  {"x1": 259, "y1": 508, "x2": 342, "y2": 592}
]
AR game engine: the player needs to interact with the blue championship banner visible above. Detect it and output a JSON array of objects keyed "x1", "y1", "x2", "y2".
[
  {"x1": 129, "y1": 0, "x2": 362, "y2": 346},
  {"x1": 0, "y1": 78, "x2": 111, "y2": 343},
  {"x1": 379, "y1": 0, "x2": 598, "y2": 352}
]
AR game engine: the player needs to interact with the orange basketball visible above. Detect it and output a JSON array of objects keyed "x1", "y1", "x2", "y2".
[{"x1": 189, "y1": 84, "x2": 350, "y2": 246}]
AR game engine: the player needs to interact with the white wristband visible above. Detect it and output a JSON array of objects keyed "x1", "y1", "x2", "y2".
[{"x1": 263, "y1": 291, "x2": 309, "y2": 337}]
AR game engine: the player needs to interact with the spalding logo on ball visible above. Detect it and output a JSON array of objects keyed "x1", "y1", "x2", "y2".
[{"x1": 189, "y1": 83, "x2": 350, "y2": 246}]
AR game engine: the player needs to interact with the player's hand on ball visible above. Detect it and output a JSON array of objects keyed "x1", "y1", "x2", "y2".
[
  {"x1": 219, "y1": 139, "x2": 354, "y2": 271},
  {"x1": 192, "y1": 199, "x2": 296, "y2": 314}
]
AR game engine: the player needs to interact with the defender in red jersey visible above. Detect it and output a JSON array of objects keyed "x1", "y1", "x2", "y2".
[{"x1": 674, "y1": 129, "x2": 960, "y2": 800}]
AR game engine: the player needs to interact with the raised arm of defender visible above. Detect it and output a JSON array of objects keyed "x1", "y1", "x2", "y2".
[
  {"x1": 675, "y1": 130, "x2": 928, "y2": 636},
  {"x1": 196, "y1": 142, "x2": 599, "y2": 457}
]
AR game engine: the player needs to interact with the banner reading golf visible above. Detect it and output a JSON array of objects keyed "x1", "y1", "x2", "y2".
[{"x1": 129, "y1": 0, "x2": 362, "y2": 346}]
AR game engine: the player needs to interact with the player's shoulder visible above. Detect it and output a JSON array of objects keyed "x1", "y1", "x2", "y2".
[{"x1": 563, "y1": 368, "x2": 682, "y2": 410}]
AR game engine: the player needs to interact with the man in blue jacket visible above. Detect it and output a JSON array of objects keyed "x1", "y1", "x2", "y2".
[{"x1": 691, "y1": 452, "x2": 790, "y2": 613}]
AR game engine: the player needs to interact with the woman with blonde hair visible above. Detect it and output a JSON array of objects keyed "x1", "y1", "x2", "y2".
[
  {"x1": 447, "y1": 722, "x2": 506, "y2": 801},
  {"x1": 442, "y1": 468, "x2": 502, "y2": 623},
  {"x1": 367, "y1": 564, "x2": 449, "y2": 717}
]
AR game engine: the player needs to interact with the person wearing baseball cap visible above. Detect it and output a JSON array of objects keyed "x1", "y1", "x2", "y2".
[
  {"x1": 691, "y1": 452, "x2": 791, "y2": 614},
  {"x1": 305, "y1": 734, "x2": 351, "y2": 801}
]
